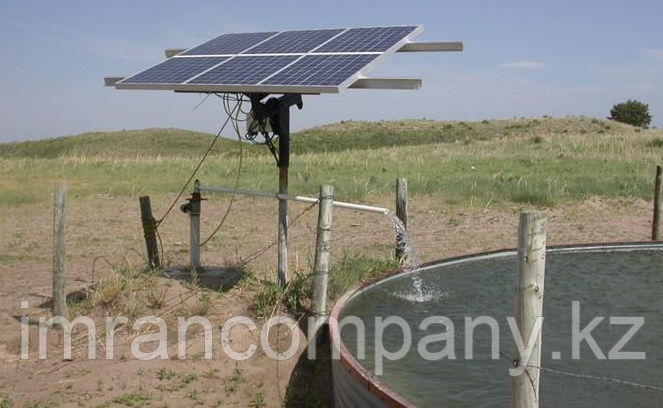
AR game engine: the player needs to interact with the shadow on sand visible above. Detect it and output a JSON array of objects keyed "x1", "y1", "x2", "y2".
[{"x1": 162, "y1": 265, "x2": 245, "y2": 292}]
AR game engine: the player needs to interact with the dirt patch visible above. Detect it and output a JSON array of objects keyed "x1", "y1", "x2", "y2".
[{"x1": 0, "y1": 193, "x2": 656, "y2": 407}]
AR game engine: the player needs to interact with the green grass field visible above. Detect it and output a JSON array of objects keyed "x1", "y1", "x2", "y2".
[{"x1": 0, "y1": 117, "x2": 661, "y2": 207}]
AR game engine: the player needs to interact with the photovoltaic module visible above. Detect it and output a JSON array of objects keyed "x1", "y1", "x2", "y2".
[{"x1": 115, "y1": 25, "x2": 422, "y2": 94}]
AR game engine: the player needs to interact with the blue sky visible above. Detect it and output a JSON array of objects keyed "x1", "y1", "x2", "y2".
[{"x1": 0, "y1": 0, "x2": 661, "y2": 142}]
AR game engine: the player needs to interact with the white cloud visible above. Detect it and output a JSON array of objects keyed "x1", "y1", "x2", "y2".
[
  {"x1": 645, "y1": 49, "x2": 663, "y2": 60},
  {"x1": 498, "y1": 61, "x2": 548, "y2": 70}
]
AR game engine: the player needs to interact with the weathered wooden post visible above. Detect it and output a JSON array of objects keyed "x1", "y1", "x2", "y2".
[
  {"x1": 395, "y1": 178, "x2": 408, "y2": 260},
  {"x1": 511, "y1": 211, "x2": 547, "y2": 408},
  {"x1": 52, "y1": 181, "x2": 67, "y2": 318},
  {"x1": 139, "y1": 196, "x2": 160, "y2": 268},
  {"x1": 189, "y1": 181, "x2": 202, "y2": 269},
  {"x1": 311, "y1": 185, "x2": 334, "y2": 322},
  {"x1": 653, "y1": 165, "x2": 662, "y2": 241}
]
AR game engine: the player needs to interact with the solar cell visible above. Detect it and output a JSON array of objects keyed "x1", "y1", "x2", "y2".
[
  {"x1": 188, "y1": 55, "x2": 299, "y2": 85},
  {"x1": 263, "y1": 54, "x2": 379, "y2": 86},
  {"x1": 246, "y1": 28, "x2": 344, "y2": 54},
  {"x1": 182, "y1": 31, "x2": 277, "y2": 55},
  {"x1": 120, "y1": 57, "x2": 229, "y2": 84},
  {"x1": 314, "y1": 26, "x2": 418, "y2": 53}
]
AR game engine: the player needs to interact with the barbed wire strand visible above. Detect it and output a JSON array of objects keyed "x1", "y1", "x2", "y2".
[
  {"x1": 234, "y1": 200, "x2": 320, "y2": 268},
  {"x1": 500, "y1": 351, "x2": 663, "y2": 393},
  {"x1": 526, "y1": 364, "x2": 663, "y2": 392}
]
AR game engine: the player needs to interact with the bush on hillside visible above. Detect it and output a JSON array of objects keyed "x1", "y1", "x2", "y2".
[{"x1": 608, "y1": 100, "x2": 652, "y2": 128}]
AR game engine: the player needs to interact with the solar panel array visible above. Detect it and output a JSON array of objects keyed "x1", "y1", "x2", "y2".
[{"x1": 117, "y1": 25, "x2": 421, "y2": 93}]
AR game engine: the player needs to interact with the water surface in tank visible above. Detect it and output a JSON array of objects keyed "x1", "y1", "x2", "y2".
[{"x1": 340, "y1": 248, "x2": 663, "y2": 407}]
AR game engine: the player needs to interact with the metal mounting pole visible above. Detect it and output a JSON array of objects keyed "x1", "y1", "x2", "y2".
[
  {"x1": 277, "y1": 102, "x2": 290, "y2": 287},
  {"x1": 248, "y1": 93, "x2": 301, "y2": 287}
]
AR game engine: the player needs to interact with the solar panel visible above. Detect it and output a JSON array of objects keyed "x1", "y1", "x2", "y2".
[
  {"x1": 263, "y1": 54, "x2": 379, "y2": 86},
  {"x1": 120, "y1": 57, "x2": 229, "y2": 84},
  {"x1": 114, "y1": 25, "x2": 422, "y2": 93},
  {"x1": 314, "y1": 26, "x2": 419, "y2": 53},
  {"x1": 182, "y1": 31, "x2": 277, "y2": 55},
  {"x1": 189, "y1": 55, "x2": 299, "y2": 85},
  {"x1": 246, "y1": 28, "x2": 344, "y2": 54}
]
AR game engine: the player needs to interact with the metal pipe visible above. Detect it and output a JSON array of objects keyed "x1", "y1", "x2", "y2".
[{"x1": 198, "y1": 185, "x2": 389, "y2": 215}]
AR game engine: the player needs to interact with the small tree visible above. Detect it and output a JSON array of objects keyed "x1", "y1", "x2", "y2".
[{"x1": 609, "y1": 99, "x2": 652, "y2": 128}]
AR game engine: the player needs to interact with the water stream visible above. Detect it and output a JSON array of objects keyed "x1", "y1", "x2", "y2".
[{"x1": 385, "y1": 211, "x2": 443, "y2": 303}]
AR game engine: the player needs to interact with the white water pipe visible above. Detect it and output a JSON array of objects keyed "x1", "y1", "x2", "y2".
[{"x1": 197, "y1": 184, "x2": 389, "y2": 215}]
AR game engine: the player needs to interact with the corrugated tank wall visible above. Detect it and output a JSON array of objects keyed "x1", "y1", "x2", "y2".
[{"x1": 329, "y1": 291, "x2": 418, "y2": 408}]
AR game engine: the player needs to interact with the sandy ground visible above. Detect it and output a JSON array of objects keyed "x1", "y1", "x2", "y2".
[{"x1": 0, "y1": 192, "x2": 656, "y2": 407}]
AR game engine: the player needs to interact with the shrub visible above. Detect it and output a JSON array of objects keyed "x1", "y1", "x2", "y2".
[
  {"x1": 282, "y1": 272, "x2": 311, "y2": 315},
  {"x1": 251, "y1": 281, "x2": 282, "y2": 318},
  {"x1": 251, "y1": 272, "x2": 311, "y2": 318},
  {"x1": 648, "y1": 138, "x2": 663, "y2": 148},
  {"x1": 609, "y1": 99, "x2": 652, "y2": 128},
  {"x1": 112, "y1": 392, "x2": 151, "y2": 407}
]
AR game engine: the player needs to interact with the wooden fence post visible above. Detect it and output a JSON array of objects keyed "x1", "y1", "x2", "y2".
[
  {"x1": 653, "y1": 165, "x2": 662, "y2": 241},
  {"x1": 395, "y1": 178, "x2": 408, "y2": 260},
  {"x1": 511, "y1": 211, "x2": 547, "y2": 408},
  {"x1": 189, "y1": 183, "x2": 202, "y2": 269},
  {"x1": 139, "y1": 196, "x2": 160, "y2": 268},
  {"x1": 52, "y1": 181, "x2": 67, "y2": 318},
  {"x1": 311, "y1": 185, "x2": 334, "y2": 323}
]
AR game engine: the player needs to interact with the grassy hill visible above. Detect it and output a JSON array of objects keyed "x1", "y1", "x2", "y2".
[
  {"x1": 290, "y1": 116, "x2": 638, "y2": 153},
  {"x1": 0, "y1": 116, "x2": 644, "y2": 159},
  {"x1": 0, "y1": 128, "x2": 240, "y2": 159},
  {"x1": 0, "y1": 116, "x2": 661, "y2": 207}
]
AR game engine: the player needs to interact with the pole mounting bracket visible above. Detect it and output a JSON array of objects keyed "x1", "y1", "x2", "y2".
[{"x1": 247, "y1": 93, "x2": 303, "y2": 167}]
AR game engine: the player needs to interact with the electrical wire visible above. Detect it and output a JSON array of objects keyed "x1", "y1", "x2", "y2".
[
  {"x1": 155, "y1": 94, "x2": 242, "y2": 227},
  {"x1": 199, "y1": 93, "x2": 246, "y2": 246},
  {"x1": 232, "y1": 199, "x2": 320, "y2": 267},
  {"x1": 192, "y1": 93, "x2": 213, "y2": 111}
]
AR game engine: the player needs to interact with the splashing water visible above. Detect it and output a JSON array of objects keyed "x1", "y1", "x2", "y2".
[
  {"x1": 385, "y1": 211, "x2": 442, "y2": 303},
  {"x1": 386, "y1": 211, "x2": 421, "y2": 271}
]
